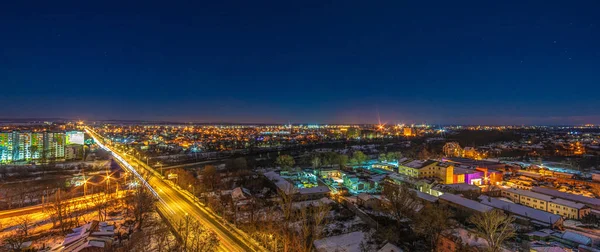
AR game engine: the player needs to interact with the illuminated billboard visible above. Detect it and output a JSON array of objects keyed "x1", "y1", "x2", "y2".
[{"x1": 66, "y1": 131, "x2": 85, "y2": 145}]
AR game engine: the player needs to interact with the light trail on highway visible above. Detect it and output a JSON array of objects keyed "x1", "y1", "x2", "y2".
[{"x1": 85, "y1": 127, "x2": 263, "y2": 251}]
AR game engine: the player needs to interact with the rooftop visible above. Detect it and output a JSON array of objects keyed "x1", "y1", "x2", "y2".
[
  {"x1": 439, "y1": 193, "x2": 493, "y2": 213},
  {"x1": 531, "y1": 187, "x2": 600, "y2": 208},
  {"x1": 453, "y1": 167, "x2": 481, "y2": 175},
  {"x1": 478, "y1": 195, "x2": 562, "y2": 226},
  {"x1": 501, "y1": 188, "x2": 587, "y2": 209},
  {"x1": 403, "y1": 160, "x2": 437, "y2": 169}
]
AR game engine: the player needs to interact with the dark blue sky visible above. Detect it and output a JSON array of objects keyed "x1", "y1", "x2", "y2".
[{"x1": 1, "y1": 1, "x2": 599, "y2": 124}]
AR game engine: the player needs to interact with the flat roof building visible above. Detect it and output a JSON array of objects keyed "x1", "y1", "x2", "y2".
[
  {"x1": 531, "y1": 187, "x2": 600, "y2": 210},
  {"x1": 501, "y1": 187, "x2": 590, "y2": 220},
  {"x1": 478, "y1": 195, "x2": 563, "y2": 229}
]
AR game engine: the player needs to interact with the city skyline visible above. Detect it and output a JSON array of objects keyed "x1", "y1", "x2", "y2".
[{"x1": 2, "y1": 2, "x2": 600, "y2": 124}]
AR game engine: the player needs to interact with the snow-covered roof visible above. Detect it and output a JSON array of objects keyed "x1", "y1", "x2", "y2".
[
  {"x1": 61, "y1": 221, "x2": 115, "y2": 252},
  {"x1": 314, "y1": 231, "x2": 365, "y2": 252},
  {"x1": 554, "y1": 231, "x2": 592, "y2": 246},
  {"x1": 378, "y1": 242, "x2": 403, "y2": 252},
  {"x1": 402, "y1": 160, "x2": 436, "y2": 169},
  {"x1": 530, "y1": 246, "x2": 567, "y2": 252},
  {"x1": 263, "y1": 171, "x2": 293, "y2": 191},
  {"x1": 531, "y1": 187, "x2": 600, "y2": 208},
  {"x1": 232, "y1": 187, "x2": 251, "y2": 201},
  {"x1": 436, "y1": 183, "x2": 480, "y2": 192},
  {"x1": 439, "y1": 193, "x2": 493, "y2": 213},
  {"x1": 414, "y1": 190, "x2": 438, "y2": 203},
  {"x1": 478, "y1": 195, "x2": 562, "y2": 226},
  {"x1": 502, "y1": 188, "x2": 587, "y2": 209},
  {"x1": 292, "y1": 197, "x2": 334, "y2": 209},
  {"x1": 299, "y1": 186, "x2": 330, "y2": 195},
  {"x1": 357, "y1": 193, "x2": 374, "y2": 202}
]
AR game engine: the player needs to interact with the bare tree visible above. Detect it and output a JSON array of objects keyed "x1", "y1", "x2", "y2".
[
  {"x1": 2, "y1": 230, "x2": 28, "y2": 251},
  {"x1": 468, "y1": 209, "x2": 516, "y2": 252},
  {"x1": 382, "y1": 183, "x2": 420, "y2": 227},
  {"x1": 130, "y1": 184, "x2": 155, "y2": 230},
  {"x1": 90, "y1": 192, "x2": 108, "y2": 222},
  {"x1": 151, "y1": 220, "x2": 176, "y2": 252},
  {"x1": 202, "y1": 165, "x2": 218, "y2": 191},
  {"x1": 277, "y1": 185, "x2": 297, "y2": 252},
  {"x1": 298, "y1": 202, "x2": 331, "y2": 252},
  {"x1": 413, "y1": 204, "x2": 455, "y2": 250},
  {"x1": 48, "y1": 188, "x2": 71, "y2": 233},
  {"x1": 178, "y1": 216, "x2": 220, "y2": 251},
  {"x1": 15, "y1": 216, "x2": 34, "y2": 237}
]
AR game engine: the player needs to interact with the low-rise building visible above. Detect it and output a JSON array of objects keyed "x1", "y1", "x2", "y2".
[
  {"x1": 55, "y1": 221, "x2": 115, "y2": 252},
  {"x1": 357, "y1": 193, "x2": 382, "y2": 210},
  {"x1": 452, "y1": 167, "x2": 484, "y2": 185},
  {"x1": 264, "y1": 171, "x2": 331, "y2": 201},
  {"x1": 478, "y1": 195, "x2": 563, "y2": 229},
  {"x1": 398, "y1": 160, "x2": 438, "y2": 178},
  {"x1": 420, "y1": 161, "x2": 454, "y2": 184},
  {"x1": 438, "y1": 193, "x2": 493, "y2": 214},
  {"x1": 500, "y1": 187, "x2": 590, "y2": 220},
  {"x1": 436, "y1": 228, "x2": 489, "y2": 252},
  {"x1": 531, "y1": 187, "x2": 600, "y2": 210}
]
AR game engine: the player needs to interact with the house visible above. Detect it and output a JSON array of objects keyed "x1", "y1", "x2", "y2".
[
  {"x1": 378, "y1": 242, "x2": 403, "y2": 252},
  {"x1": 231, "y1": 187, "x2": 251, "y2": 201},
  {"x1": 357, "y1": 193, "x2": 381, "y2": 210},
  {"x1": 372, "y1": 162, "x2": 397, "y2": 172},
  {"x1": 316, "y1": 168, "x2": 342, "y2": 180},
  {"x1": 298, "y1": 186, "x2": 331, "y2": 201},
  {"x1": 436, "y1": 228, "x2": 489, "y2": 252},
  {"x1": 55, "y1": 221, "x2": 115, "y2": 252},
  {"x1": 264, "y1": 171, "x2": 330, "y2": 201}
]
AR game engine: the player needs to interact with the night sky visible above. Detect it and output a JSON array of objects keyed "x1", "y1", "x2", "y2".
[{"x1": 1, "y1": 1, "x2": 599, "y2": 125}]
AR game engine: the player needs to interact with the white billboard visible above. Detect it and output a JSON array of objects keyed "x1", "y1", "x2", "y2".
[{"x1": 66, "y1": 131, "x2": 85, "y2": 145}]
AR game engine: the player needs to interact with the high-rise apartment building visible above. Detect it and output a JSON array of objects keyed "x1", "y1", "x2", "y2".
[{"x1": 0, "y1": 131, "x2": 77, "y2": 163}]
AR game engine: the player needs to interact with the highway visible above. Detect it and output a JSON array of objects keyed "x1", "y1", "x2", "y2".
[
  {"x1": 85, "y1": 127, "x2": 262, "y2": 251},
  {"x1": 0, "y1": 193, "x2": 110, "y2": 219}
]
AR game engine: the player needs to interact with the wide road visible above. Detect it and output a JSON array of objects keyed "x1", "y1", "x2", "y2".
[
  {"x1": 0, "y1": 193, "x2": 109, "y2": 219},
  {"x1": 85, "y1": 127, "x2": 261, "y2": 252}
]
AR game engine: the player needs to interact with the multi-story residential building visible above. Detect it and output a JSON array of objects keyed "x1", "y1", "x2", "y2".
[
  {"x1": 31, "y1": 132, "x2": 44, "y2": 159},
  {"x1": 0, "y1": 131, "x2": 75, "y2": 163},
  {"x1": 44, "y1": 132, "x2": 66, "y2": 159},
  {"x1": 0, "y1": 132, "x2": 15, "y2": 163},
  {"x1": 501, "y1": 187, "x2": 590, "y2": 220}
]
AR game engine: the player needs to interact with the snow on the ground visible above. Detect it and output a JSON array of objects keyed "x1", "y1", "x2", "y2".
[
  {"x1": 0, "y1": 200, "x2": 130, "y2": 250},
  {"x1": 313, "y1": 231, "x2": 365, "y2": 252},
  {"x1": 324, "y1": 216, "x2": 364, "y2": 235},
  {"x1": 292, "y1": 197, "x2": 334, "y2": 209}
]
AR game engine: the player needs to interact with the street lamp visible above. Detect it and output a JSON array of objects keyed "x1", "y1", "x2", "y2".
[
  {"x1": 188, "y1": 184, "x2": 195, "y2": 196},
  {"x1": 83, "y1": 179, "x2": 88, "y2": 196},
  {"x1": 157, "y1": 162, "x2": 163, "y2": 176}
]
